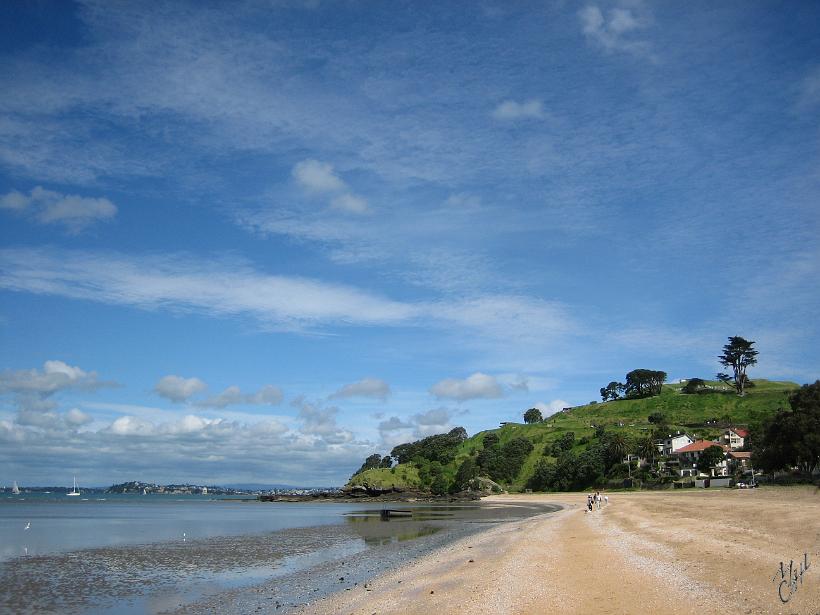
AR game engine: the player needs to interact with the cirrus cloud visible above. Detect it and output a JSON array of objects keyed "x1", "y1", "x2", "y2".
[{"x1": 0, "y1": 186, "x2": 117, "y2": 232}]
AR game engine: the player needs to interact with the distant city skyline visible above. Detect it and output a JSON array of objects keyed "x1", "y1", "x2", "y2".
[{"x1": 1, "y1": 1, "x2": 818, "y2": 486}]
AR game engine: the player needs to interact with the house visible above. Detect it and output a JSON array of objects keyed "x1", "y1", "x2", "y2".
[
  {"x1": 656, "y1": 432, "x2": 695, "y2": 456},
  {"x1": 722, "y1": 427, "x2": 749, "y2": 450},
  {"x1": 673, "y1": 440, "x2": 730, "y2": 477},
  {"x1": 728, "y1": 451, "x2": 752, "y2": 472}
]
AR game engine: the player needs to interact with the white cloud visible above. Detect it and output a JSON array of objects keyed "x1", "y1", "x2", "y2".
[
  {"x1": 429, "y1": 372, "x2": 503, "y2": 401},
  {"x1": 198, "y1": 384, "x2": 284, "y2": 408},
  {"x1": 330, "y1": 193, "x2": 368, "y2": 214},
  {"x1": 0, "y1": 248, "x2": 418, "y2": 332},
  {"x1": 292, "y1": 396, "x2": 353, "y2": 444},
  {"x1": 534, "y1": 399, "x2": 571, "y2": 417},
  {"x1": 153, "y1": 375, "x2": 207, "y2": 403},
  {"x1": 0, "y1": 186, "x2": 117, "y2": 232},
  {"x1": 579, "y1": 5, "x2": 652, "y2": 58},
  {"x1": 292, "y1": 159, "x2": 369, "y2": 215},
  {"x1": 492, "y1": 99, "x2": 544, "y2": 120},
  {"x1": 292, "y1": 159, "x2": 346, "y2": 193},
  {"x1": 330, "y1": 378, "x2": 391, "y2": 400},
  {"x1": 65, "y1": 407, "x2": 93, "y2": 426}
]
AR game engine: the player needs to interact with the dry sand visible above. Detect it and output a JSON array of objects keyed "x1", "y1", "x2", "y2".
[{"x1": 296, "y1": 487, "x2": 820, "y2": 615}]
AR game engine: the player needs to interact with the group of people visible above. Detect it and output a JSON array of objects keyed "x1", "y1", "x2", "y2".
[{"x1": 586, "y1": 491, "x2": 608, "y2": 512}]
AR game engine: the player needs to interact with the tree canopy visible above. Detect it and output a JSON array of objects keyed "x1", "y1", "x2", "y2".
[
  {"x1": 624, "y1": 369, "x2": 667, "y2": 398},
  {"x1": 718, "y1": 336, "x2": 758, "y2": 396},
  {"x1": 696, "y1": 445, "x2": 726, "y2": 474},
  {"x1": 390, "y1": 427, "x2": 468, "y2": 465},
  {"x1": 753, "y1": 380, "x2": 820, "y2": 478},
  {"x1": 523, "y1": 407, "x2": 543, "y2": 423}
]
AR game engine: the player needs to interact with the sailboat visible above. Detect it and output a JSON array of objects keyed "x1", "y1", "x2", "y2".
[
  {"x1": 67, "y1": 476, "x2": 80, "y2": 497},
  {"x1": 11, "y1": 481, "x2": 20, "y2": 495}
]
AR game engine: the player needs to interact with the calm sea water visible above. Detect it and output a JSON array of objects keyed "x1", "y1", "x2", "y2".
[
  {"x1": 0, "y1": 494, "x2": 558, "y2": 614},
  {"x1": 0, "y1": 493, "x2": 369, "y2": 562}
]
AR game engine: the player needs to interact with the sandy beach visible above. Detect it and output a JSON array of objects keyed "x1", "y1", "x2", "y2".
[{"x1": 296, "y1": 487, "x2": 820, "y2": 615}]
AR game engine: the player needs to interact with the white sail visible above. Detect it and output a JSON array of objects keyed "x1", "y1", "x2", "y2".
[
  {"x1": 67, "y1": 476, "x2": 80, "y2": 496},
  {"x1": 11, "y1": 481, "x2": 20, "y2": 495}
]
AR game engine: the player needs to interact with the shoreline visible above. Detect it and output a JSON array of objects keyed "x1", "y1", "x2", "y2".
[
  {"x1": 174, "y1": 500, "x2": 560, "y2": 614},
  {"x1": 293, "y1": 487, "x2": 820, "y2": 615}
]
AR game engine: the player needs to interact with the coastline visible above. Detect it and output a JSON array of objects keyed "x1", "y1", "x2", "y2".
[
  {"x1": 174, "y1": 500, "x2": 559, "y2": 614},
  {"x1": 293, "y1": 487, "x2": 820, "y2": 615}
]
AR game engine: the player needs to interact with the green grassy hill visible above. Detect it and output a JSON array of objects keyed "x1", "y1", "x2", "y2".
[{"x1": 348, "y1": 379, "x2": 801, "y2": 492}]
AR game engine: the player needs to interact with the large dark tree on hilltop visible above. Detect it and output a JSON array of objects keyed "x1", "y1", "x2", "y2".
[
  {"x1": 523, "y1": 407, "x2": 543, "y2": 423},
  {"x1": 624, "y1": 369, "x2": 667, "y2": 398},
  {"x1": 718, "y1": 336, "x2": 758, "y2": 396}
]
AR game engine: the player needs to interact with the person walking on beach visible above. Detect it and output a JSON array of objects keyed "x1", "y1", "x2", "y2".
[
  {"x1": 587, "y1": 494, "x2": 593, "y2": 512},
  {"x1": 604, "y1": 495, "x2": 609, "y2": 506},
  {"x1": 595, "y1": 491, "x2": 601, "y2": 510}
]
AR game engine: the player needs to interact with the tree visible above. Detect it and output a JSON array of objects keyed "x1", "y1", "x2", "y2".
[
  {"x1": 648, "y1": 411, "x2": 666, "y2": 425},
  {"x1": 718, "y1": 336, "x2": 758, "y2": 396},
  {"x1": 636, "y1": 434, "x2": 657, "y2": 464},
  {"x1": 682, "y1": 378, "x2": 706, "y2": 394},
  {"x1": 753, "y1": 380, "x2": 820, "y2": 478},
  {"x1": 450, "y1": 457, "x2": 479, "y2": 493},
  {"x1": 696, "y1": 445, "x2": 726, "y2": 475},
  {"x1": 390, "y1": 427, "x2": 467, "y2": 465},
  {"x1": 600, "y1": 381, "x2": 624, "y2": 402},
  {"x1": 354, "y1": 453, "x2": 384, "y2": 476},
  {"x1": 624, "y1": 369, "x2": 667, "y2": 398},
  {"x1": 523, "y1": 407, "x2": 543, "y2": 424}
]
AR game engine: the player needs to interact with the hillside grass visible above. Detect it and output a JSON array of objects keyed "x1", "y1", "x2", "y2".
[{"x1": 349, "y1": 379, "x2": 800, "y2": 491}]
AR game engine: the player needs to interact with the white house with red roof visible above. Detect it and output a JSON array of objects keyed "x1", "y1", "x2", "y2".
[
  {"x1": 673, "y1": 440, "x2": 730, "y2": 477},
  {"x1": 655, "y1": 432, "x2": 695, "y2": 456},
  {"x1": 722, "y1": 427, "x2": 749, "y2": 450}
]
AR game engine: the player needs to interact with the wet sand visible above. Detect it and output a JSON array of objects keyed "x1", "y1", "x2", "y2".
[
  {"x1": 0, "y1": 501, "x2": 557, "y2": 614},
  {"x1": 296, "y1": 487, "x2": 820, "y2": 615}
]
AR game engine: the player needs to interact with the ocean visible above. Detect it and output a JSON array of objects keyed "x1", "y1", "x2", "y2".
[{"x1": 0, "y1": 493, "x2": 558, "y2": 614}]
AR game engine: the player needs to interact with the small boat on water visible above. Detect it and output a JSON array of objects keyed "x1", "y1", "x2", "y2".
[
  {"x1": 11, "y1": 481, "x2": 20, "y2": 495},
  {"x1": 67, "y1": 476, "x2": 80, "y2": 497}
]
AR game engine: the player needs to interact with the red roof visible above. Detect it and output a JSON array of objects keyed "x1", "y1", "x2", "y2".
[
  {"x1": 675, "y1": 440, "x2": 727, "y2": 453},
  {"x1": 728, "y1": 451, "x2": 752, "y2": 459},
  {"x1": 730, "y1": 427, "x2": 749, "y2": 438}
]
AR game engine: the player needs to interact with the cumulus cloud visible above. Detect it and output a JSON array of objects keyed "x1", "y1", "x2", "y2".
[
  {"x1": 376, "y1": 407, "x2": 457, "y2": 447},
  {"x1": 292, "y1": 159, "x2": 368, "y2": 214},
  {"x1": 492, "y1": 99, "x2": 544, "y2": 120},
  {"x1": 0, "y1": 406, "x2": 368, "y2": 486},
  {"x1": 153, "y1": 375, "x2": 207, "y2": 403},
  {"x1": 579, "y1": 5, "x2": 652, "y2": 58},
  {"x1": 65, "y1": 407, "x2": 93, "y2": 426},
  {"x1": 534, "y1": 399, "x2": 571, "y2": 417},
  {"x1": 197, "y1": 384, "x2": 284, "y2": 409},
  {"x1": 329, "y1": 378, "x2": 390, "y2": 401},
  {"x1": 0, "y1": 360, "x2": 110, "y2": 396},
  {"x1": 378, "y1": 416, "x2": 413, "y2": 432},
  {"x1": 0, "y1": 186, "x2": 117, "y2": 232},
  {"x1": 292, "y1": 396, "x2": 353, "y2": 444},
  {"x1": 429, "y1": 372, "x2": 504, "y2": 401}
]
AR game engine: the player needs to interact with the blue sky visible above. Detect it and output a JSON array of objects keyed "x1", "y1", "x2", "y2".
[{"x1": 1, "y1": 0, "x2": 818, "y2": 487}]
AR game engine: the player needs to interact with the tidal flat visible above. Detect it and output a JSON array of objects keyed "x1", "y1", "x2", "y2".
[{"x1": 0, "y1": 499, "x2": 559, "y2": 614}]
